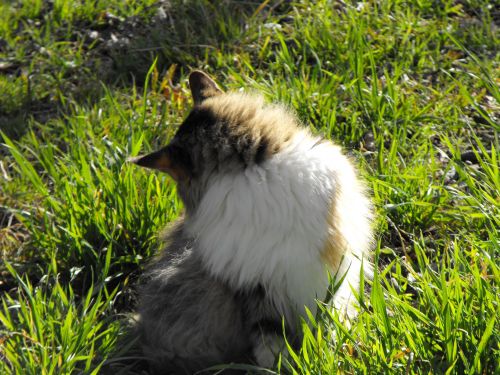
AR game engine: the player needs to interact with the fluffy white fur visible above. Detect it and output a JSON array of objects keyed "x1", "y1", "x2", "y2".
[{"x1": 185, "y1": 129, "x2": 371, "y2": 320}]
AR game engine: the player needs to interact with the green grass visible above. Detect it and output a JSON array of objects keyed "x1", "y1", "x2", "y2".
[{"x1": 0, "y1": 0, "x2": 498, "y2": 374}]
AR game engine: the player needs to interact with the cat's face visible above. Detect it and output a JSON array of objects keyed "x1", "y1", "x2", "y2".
[{"x1": 129, "y1": 71, "x2": 296, "y2": 213}]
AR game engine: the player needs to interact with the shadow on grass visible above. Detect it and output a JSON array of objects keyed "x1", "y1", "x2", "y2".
[{"x1": 0, "y1": 0, "x2": 288, "y2": 140}]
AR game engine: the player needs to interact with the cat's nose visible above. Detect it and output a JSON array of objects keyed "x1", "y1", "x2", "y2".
[{"x1": 126, "y1": 149, "x2": 171, "y2": 172}]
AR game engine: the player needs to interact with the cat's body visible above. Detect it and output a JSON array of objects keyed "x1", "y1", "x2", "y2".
[{"x1": 131, "y1": 71, "x2": 373, "y2": 374}]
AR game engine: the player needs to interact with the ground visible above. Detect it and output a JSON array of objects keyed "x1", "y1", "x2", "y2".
[{"x1": 0, "y1": 1, "x2": 498, "y2": 374}]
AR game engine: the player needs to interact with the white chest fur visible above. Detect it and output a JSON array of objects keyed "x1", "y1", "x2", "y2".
[{"x1": 185, "y1": 130, "x2": 351, "y2": 317}]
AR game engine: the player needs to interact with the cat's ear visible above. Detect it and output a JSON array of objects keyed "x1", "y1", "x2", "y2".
[
  {"x1": 127, "y1": 148, "x2": 187, "y2": 181},
  {"x1": 189, "y1": 70, "x2": 222, "y2": 105}
]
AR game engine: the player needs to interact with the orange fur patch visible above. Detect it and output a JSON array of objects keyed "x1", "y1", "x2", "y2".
[{"x1": 321, "y1": 196, "x2": 348, "y2": 271}]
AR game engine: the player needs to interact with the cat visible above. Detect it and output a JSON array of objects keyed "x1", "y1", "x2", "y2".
[{"x1": 129, "y1": 71, "x2": 373, "y2": 374}]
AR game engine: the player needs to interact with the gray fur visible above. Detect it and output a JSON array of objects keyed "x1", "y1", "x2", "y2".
[{"x1": 138, "y1": 222, "x2": 298, "y2": 374}]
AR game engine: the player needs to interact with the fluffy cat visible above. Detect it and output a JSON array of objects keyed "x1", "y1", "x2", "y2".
[{"x1": 129, "y1": 71, "x2": 373, "y2": 374}]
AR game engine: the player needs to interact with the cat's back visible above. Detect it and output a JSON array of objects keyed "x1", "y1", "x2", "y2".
[{"x1": 138, "y1": 224, "x2": 251, "y2": 374}]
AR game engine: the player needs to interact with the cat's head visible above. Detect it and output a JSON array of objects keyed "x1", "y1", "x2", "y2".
[{"x1": 129, "y1": 71, "x2": 297, "y2": 213}]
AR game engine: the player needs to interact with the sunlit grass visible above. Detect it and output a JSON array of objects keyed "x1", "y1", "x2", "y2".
[{"x1": 1, "y1": 0, "x2": 498, "y2": 374}]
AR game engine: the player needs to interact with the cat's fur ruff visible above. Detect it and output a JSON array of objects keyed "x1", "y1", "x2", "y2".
[{"x1": 131, "y1": 71, "x2": 373, "y2": 374}]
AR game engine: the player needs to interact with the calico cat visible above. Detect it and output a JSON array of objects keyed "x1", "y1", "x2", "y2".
[{"x1": 129, "y1": 71, "x2": 373, "y2": 374}]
